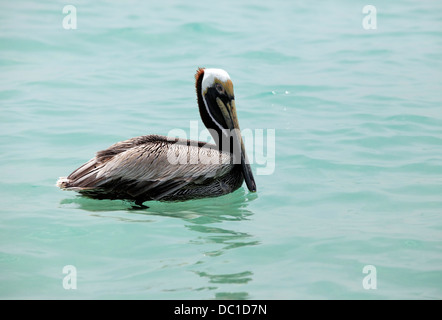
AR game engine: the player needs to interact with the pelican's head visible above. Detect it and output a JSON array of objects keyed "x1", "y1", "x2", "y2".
[{"x1": 195, "y1": 67, "x2": 256, "y2": 192}]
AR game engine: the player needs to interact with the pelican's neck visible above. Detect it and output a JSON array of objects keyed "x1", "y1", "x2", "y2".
[{"x1": 196, "y1": 68, "x2": 224, "y2": 151}]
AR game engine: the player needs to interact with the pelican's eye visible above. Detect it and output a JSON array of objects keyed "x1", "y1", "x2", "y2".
[{"x1": 215, "y1": 82, "x2": 225, "y2": 95}]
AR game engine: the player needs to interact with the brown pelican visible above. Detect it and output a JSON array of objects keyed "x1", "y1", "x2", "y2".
[{"x1": 57, "y1": 68, "x2": 256, "y2": 207}]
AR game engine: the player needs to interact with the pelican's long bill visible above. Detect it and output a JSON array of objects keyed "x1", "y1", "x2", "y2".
[{"x1": 215, "y1": 98, "x2": 256, "y2": 192}]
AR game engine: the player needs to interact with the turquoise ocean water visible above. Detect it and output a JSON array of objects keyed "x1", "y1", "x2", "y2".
[{"x1": 1, "y1": 0, "x2": 442, "y2": 299}]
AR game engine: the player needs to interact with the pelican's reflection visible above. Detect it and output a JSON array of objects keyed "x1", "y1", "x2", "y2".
[{"x1": 60, "y1": 188, "x2": 259, "y2": 299}]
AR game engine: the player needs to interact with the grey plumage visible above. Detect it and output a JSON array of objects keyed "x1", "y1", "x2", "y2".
[{"x1": 57, "y1": 135, "x2": 244, "y2": 203}]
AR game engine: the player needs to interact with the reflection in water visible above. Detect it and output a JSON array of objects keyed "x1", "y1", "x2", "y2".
[
  {"x1": 215, "y1": 292, "x2": 250, "y2": 300},
  {"x1": 60, "y1": 188, "x2": 259, "y2": 299},
  {"x1": 194, "y1": 270, "x2": 253, "y2": 300},
  {"x1": 188, "y1": 225, "x2": 259, "y2": 257},
  {"x1": 195, "y1": 271, "x2": 253, "y2": 284}
]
